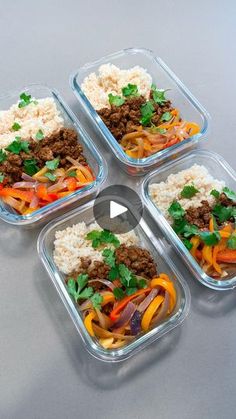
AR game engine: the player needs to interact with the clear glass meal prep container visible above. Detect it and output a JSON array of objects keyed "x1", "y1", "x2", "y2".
[
  {"x1": 0, "y1": 84, "x2": 107, "y2": 227},
  {"x1": 70, "y1": 48, "x2": 209, "y2": 176},
  {"x1": 142, "y1": 149, "x2": 236, "y2": 291},
  {"x1": 37, "y1": 201, "x2": 190, "y2": 362}
]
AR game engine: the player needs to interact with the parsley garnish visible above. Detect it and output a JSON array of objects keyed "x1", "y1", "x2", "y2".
[
  {"x1": 108, "y1": 93, "x2": 125, "y2": 107},
  {"x1": 168, "y1": 201, "x2": 185, "y2": 219},
  {"x1": 67, "y1": 170, "x2": 77, "y2": 177},
  {"x1": 182, "y1": 224, "x2": 199, "y2": 238},
  {"x1": 18, "y1": 92, "x2": 37, "y2": 108},
  {"x1": 210, "y1": 189, "x2": 220, "y2": 199},
  {"x1": 137, "y1": 278, "x2": 147, "y2": 289},
  {"x1": 140, "y1": 101, "x2": 155, "y2": 126},
  {"x1": 151, "y1": 84, "x2": 168, "y2": 105},
  {"x1": 0, "y1": 149, "x2": 7, "y2": 163},
  {"x1": 90, "y1": 293, "x2": 103, "y2": 310},
  {"x1": 0, "y1": 172, "x2": 5, "y2": 183},
  {"x1": 35, "y1": 129, "x2": 44, "y2": 140},
  {"x1": 122, "y1": 84, "x2": 139, "y2": 97},
  {"x1": 12, "y1": 122, "x2": 21, "y2": 131},
  {"x1": 108, "y1": 266, "x2": 120, "y2": 281},
  {"x1": 45, "y1": 158, "x2": 60, "y2": 171},
  {"x1": 67, "y1": 274, "x2": 103, "y2": 309},
  {"x1": 23, "y1": 159, "x2": 39, "y2": 176},
  {"x1": 102, "y1": 248, "x2": 116, "y2": 267},
  {"x1": 227, "y1": 233, "x2": 236, "y2": 249},
  {"x1": 183, "y1": 238, "x2": 193, "y2": 250},
  {"x1": 6, "y1": 138, "x2": 22, "y2": 154},
  {"x1": 45, "y1": 172, "x2": 57, "y2": 182},
  {"x1": 180, "y1": 185, "x2": 199, "y2": 199},
  {"x1": 113, "y1": 287, "x2": 125, "y2": 300},
  {"x1": 212, "y1": 204, "x2": 233, "y2": 223},
  {"x1": 222, "y1": 187, "x2": 236, "y2": 202},
  {"x1": 199, "y1": 231, "x2": 221, "y2": 246},
  {"x1": 126, "y1": 287, "x2": 138, "y2": 296},
  {"x1": 160, "y1": 111, "x2": 172, "y2": 122},
  {"x1": 86, "y1": 229, "x2": 120, "y2": 249}
]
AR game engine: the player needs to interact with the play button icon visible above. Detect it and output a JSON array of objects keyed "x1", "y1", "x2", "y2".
[{"x1": 93, "y1": 185, "x2": 143, "y2": 234}]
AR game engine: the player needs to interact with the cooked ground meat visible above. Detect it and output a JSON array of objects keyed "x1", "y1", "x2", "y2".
[
  {"x1": 115, "y1": 244, "x2": 157, "y2": 279},
  {"x1": 219, "y1": 192, "x2": 236, "y2": 207},
  {"x1": 97, "y1": 96, "x2": 173, "y2": 142},
  {"x1": 185, "y1": 200, "x2": 212, "y2": 229},
  {"x1": 0, "y1": 128, "x2": 87, "y2": 185}
]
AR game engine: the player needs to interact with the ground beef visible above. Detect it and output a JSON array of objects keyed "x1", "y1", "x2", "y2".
[
  {"x1": 115, "y1": 244, "x2": 157, "y2": 279},
  {"x1": 219, "y1": 192, "x2": 236, "y2": 207},
  {"x1": 0, "y1": 128, "x2": 87, "y2": 185},
  {"x1": 185, "y1": 200, "x2": 212, "y2": 229},
  {"x1": 97, "y1": 96, "x2": 173, "y2": 142}
]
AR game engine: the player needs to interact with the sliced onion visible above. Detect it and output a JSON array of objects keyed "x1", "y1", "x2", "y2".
[
  {"x1": 88, "y1": 279, "x2": 115, "y2": 291},
  {"x1": 111, "y1": 302, "x2": 136, "y2": 329},
  {"x1": 151, "y1": 291, "x2": 170, "y2": 326},
  {"x1": 138, "y1": 288, "x2": 159, "y2": 313},
  {"x1": 47, "y1": 180, "x2": 66, "y2": 192},
  {"x1": 29, "y1": 194, "x2": 39, "y2": 209},
  {"x1": 3, "y1": 196, "x2": 22, "y2": 211},
  {"x1": 95, "y1": 308, "x2": 112, "y2": 330},
  {"x1": 13, "y1": 181, "x2": 36, "y2": 189},
  {"x1": 21, "y1": 173, "x2": 35, "y2": 181},
  {"x1": 130, "y1": 310, "x2": 141, "y2": 335},
  {"x1": 93, "y1": 324, "x2": 133, "y2": 341}
]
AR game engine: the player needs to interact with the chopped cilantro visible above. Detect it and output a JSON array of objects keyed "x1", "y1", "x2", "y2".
[
  {"x1": 151, "y1": 84, "x2": 168, "y2": 105},
  {"x1": 102, "y1": 248, "x2": 116, "y2": 267},
  {"x1": 67, "y1": 274, "x2": 94, "y2": 302},
  {"x1": 113, "y1": 287, "x2": 125, "y2": 300},
  {"x1": 0, "y1": 149, "x2": 7, "y2": 163},
  {"x1": 182, "y1": 238, "x2": 193, "y2": 250},
  {"x1": 78, "y1": 287, "x2": 94, "y2": 300},
  {"x1": 126, "y1": 287, "x2": 138, "y2": 296},
  {"x1": 168, "y1": 201, "x2": 185, "y2": 219},
  {"x1": 210, "y1": 189, "x2": 220, "y2": 199},
  {"x1": 180, "y1": 185, "x2": 199, "y2": 199},
  {"x1": 45, "y1": 158, "x2": 60, "y2": 171},
  {"x1": 137, "y1": 278, "x2": 147, "y2": 289},
  {"x1": 108, "y1": 93, "x2": 125, "y2": 107},
  {"x1": 23, "y1": 159, "x2": 39, "y2": 176},
  {"x1": 140, "y1": 101, "x2": 155, "y2": 126},
  {"x1": 160, "y1": 111, "x2": 172, "y2": 122},
  {"x1": 20, "y1": 141, "x2": 30, "y2": 153},
  {"x1": 45, "y1": 172, "x2": 57, "y2": 182},
  {"x1": 6, "y1": 138, "x2": 22, "y2": 154},
  {"x1": 118, "y1": 264, "x2": 133, "y2": 288},
  {"x1": 222, "y1": 187, "x2": 236, "y2": 202},
  {"x1": 86, "y1": 229, "x2": 120, "y2": 249},
  {"x1": 172, "y1": 218, "x2": 187, "y2": 235},
  {"x1": 199, "y1": 231, "x2": 221, "y2": 246},
  {"x1": 67, "y1": 170, "x2": 77, "y2": 177},
  {"x1": 122, "y1": 83, "x2": 139, "y2": 97},
  {"x1": 108, "y1": 266, "x2": 120, "y2": 281},
  {"x1": 212, "y1": 204, "x2": 233, "y2": 223},
  {"x1": 67, "y1": 278, "x2": 77, "y2": 299},
  {"x1": 76, "y1": 273, "x2": 89, "y2": 292},
  {"x1": 90, "y1": 293, "x2": 103, "y2": 310},
  {"x1": 227, "y1": 233, "x2": 236, "y2": 249},
  {"x1": 12, "y1": 122, "x2": 21, "y2": 131},
  {"x1": 18, "y1": 92, "x2": 37, "y2": 108},
  {"x1": 35, "y1": 129, "x2": 44, "y2": 140},
  {"x1": 183, "y1": 224, "x2": 199, "y2": 238}
]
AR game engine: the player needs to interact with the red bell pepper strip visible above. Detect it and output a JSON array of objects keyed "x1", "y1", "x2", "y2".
[
  {"x1": 109, "y1": 288, "x2": 151, "y2": 321},
  {"x1": 0, "y1": 187, "x2": 34, "y2": 203}
]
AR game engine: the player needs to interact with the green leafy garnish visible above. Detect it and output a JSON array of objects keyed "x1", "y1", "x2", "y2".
[
  {"x1": 140, "y1": 101, "x2": 155, "y2": 126},
  {"x1": 86, "y1": 229, "x2": 120, "y2": 249},
  {"x1": 6, "y1": 138, "x2": 22, "y2": 154},
  {"x1": 199, "y1": 231, "x2": 221, "y2": 246},
  {"x1": 108, "y1": 93, "x2": 125, "y2": 107},
  {"x1": 20, "y1": 141, "x2": 30, "y2": 153},
  {"x1": 108, "y1": 266, "x2": 120, "y2": 281},
  {"x1": 35, "y1": 129, "x2": 44, "y2": 140},
  {"x1": 45, "y1": 172, "x2": 57, "y2": 182},
  {"x1": 76, "y1": 273, "x2": 89, "y2": 292},
  {"x1": 12, "y1": 122, "x2": 21, "y2": 131},
  {"x1": 0, "y1": 149, "x2": 7, "y2": 163},
  {"x1": 210, "y1": 189, "x2": 220, "y2": 199},
  {"x1": 118, "y1": 264, "x2": 137, "y2": 288},
  {"x1": 23, "y1": 158, "x2": 39, "y2": 176},
  {"x1": 151, "y1": 84, "x2": 168, "y2": 105},
  {"x1": 183, "y1": 224, "x2": 199, "y2": 238},
  {"x1": 213, "y1": 204, "x2": 233, "y2": 223},
  {"x1": 160, "y1": 111, "x2": 172, "y2": 122},
  {"x1": 90, "y1": 293, "x2": 103, "y2": 310},
  {"x1": 0, "y1": 172, "x2": 5, "y2": 183},
  {"x1": 122, "y1": 84, "x2": 139, "y2": 97},
  {"x1": 168, "y1": 201, "x2": 185, "y2": 219},
  {"x1": 137, "y1": 278, "x2": 147, "y2": 289},
  {"x1": 227, "y1": 233, "x2": 236, "y2": 249},
  {"x1": 67, "y1": 170, "x2": 77, "y2": 177},
  {"x1": 113, "y1": 287, "x2": 125, "y2": 300},
  {"x1": 182, "y1": 238, "x2": 193, "y2": 250},
  {"x1": 67, "y1": 274, "x2": 94, "y2": 302},
  {"x1": 45, "y1": 158, "x2": 60, "y2": 171},
  {"x1": 78, "y1": 287, "x2": 94, "y2": 300},
  {"x1": 222, "y1": 187, "x2": 236, "y2": 202},
  {"x1": 126, "y1": 287, "x2": 138, "y2": 296},
  {"x1": 18, "y1": 92, "x2": 37, "y2": 108},
  {"x1": 67, "y1": 278, "x2": 77, "y2": 298},
  {"x1": 180, "y1": 185, "x2": 199, "y2": 199},
  {"x1": 102, "y1": 248, "x2": 116, "y2": 267},
  {"x1": 172, "y1": 218, "x2": 187, "y2": 235}
]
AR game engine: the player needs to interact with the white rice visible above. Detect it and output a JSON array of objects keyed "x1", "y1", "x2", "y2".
[
  {"x1": 0, "y1": 97, "x2": 64, "y2": 149},
  {"x1": 149, "y1": 164, "x2": 225, "y2": 221},
  {"x1": 81, "y1": 64, "x2": 152, "y2": 110},
  {"x1": 53, "y1": 221, "x2": 139, "y2": 275}
]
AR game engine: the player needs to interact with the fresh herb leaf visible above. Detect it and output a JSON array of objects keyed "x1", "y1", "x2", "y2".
[
  {"x1": 122, "y1": 83, "x2": 139, "y2": 97},
  {"x1": 23, "y1": 158, "x2": 39, "y2": 176},
  {"x1": 86, "y1": 229, "x2": 120, "y2": 249},
  {"x1": 222, "y1": 187, "x2": 236, "y2": 202},
  {"x1": 113, "y1": 287, "x2": 125, "y2": 300},
  {"x1": 140, "y1": 101, "x2": 155, "y2": 126},
  {"x1": 126, "y1": 287, "x2": 138, "y2": 296},
  {"x1": 6, "y1": 138, "x2": 22, "y2": 154},
  {"x1": 172, "y1": 218, "x2": 187, "y2": 235},
  {"x1": 183, "y1": 224, "x2": 199, "y2": 238},
  {"x1": 108, "y1": 266, "x2": 120, "y2": 281},
  {"x1": 213, "y1": 204, "x2": 233, "y2": 223},
  {"x1": 210, "y1": 189, "x2": 220, "y2": 199},
  {"x1": 102, "y1": 248, "x2": 116, "y2": 267},
  {"x1": 0, "y1": 149, "x2": 7, "y2": 163},
  {"x1": 118, "y1": 264, "x2": 132, "y2": 287},
  {"x1": 18, "y1": 92, "x2": 34, "y2": 108},
  {"x1": 90, "y1": 292, "x2": 103, "y2": 310},
  {"x1": 35, "y1": 129, "x2": 44, "y2": 140},
  {"x1": 67, "y1": 170, "x2": 77, "y2": 177},
  {"x1": 168, "y1": 201, "x2": 185, "y2": 219},
  {"x1": 152, "y1": 88, "x2": 167, "y2": 105},
  {"x1": 182, "y1": 238, "x2": 193, "y2": 250},
  {"x1": 180, "y1": 185, "x2": 199, "y2": 199},
  {"x1": 0, "y1": 172, "x2": 5, "y2": 183},
  {"x1": 78, "y1": 287, "x2": 94, "y2": 300},
  {"x1": 12, "y1": 122, "x2": 21, "y2": 131},
  {"x1": 160, "y1": 111, "x2": 172, "y2": 122},
  {"x1": 199, "y1": 231, "x2": 221, "y2": 246},
  {"x1": 45, "y1": 158, "x2": 60, "y2": 171},
  {"x1": 108, "y1": 93, "x2": 125, "y2": 107},
  {"x1": 76, "y1": 273, "x2": 89, "y2": 293},
  {"x1": 137, "y1": 278, "x2": 147, "y2": 289},
  {"x1": 45, "y1": 172, "x2": 57, "y2": 182},
  {"x1": 67, "y1": 278, "x2": 77, "y2": 299},
  {"x1": 227, "y1": 233, "x2": 236, "y2": 249},
  {"x1": 20, "y1": 140, "x2": 30, "y2": 153}
]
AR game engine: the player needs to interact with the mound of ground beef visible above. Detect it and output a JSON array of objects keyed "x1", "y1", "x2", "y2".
[{"x1": 185, "y1": 200, "x2": 212, "y2": 229}]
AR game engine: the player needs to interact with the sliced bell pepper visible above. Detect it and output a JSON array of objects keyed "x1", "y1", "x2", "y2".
[
  {"x1": 65, "y1": 177, "x2": 77, "y2": 191},
  {"x1": 150, "y1": 277, "x2": 176, "y2": 311},
  {"x1": 84, "y1": 311, "x2": 96, "y2": 336},
  {"x1": 202, "y1": 245, "x2": 213, "y2": 266},
  {"x1": 141, "y1": 295, "x2": 164, "y2": 331},
  {"x1": 190, "y1": 236, "x2": 201, "y2": 258},
  {"x1": 109, "y1": 288, "x2": 151, "y2": 321},
  {"x1": 216, "y1": 249, "x2": 236, "y2": 264},
  {"x1": 0, "y1": 188, "x2": 34, "y2": 203}
]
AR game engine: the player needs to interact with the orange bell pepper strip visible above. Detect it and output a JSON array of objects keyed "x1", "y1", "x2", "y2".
[
  {"x1": 190, "y1": 236, "x2": 201, "y2": 258},
  {"x1": 65, "y1": 177, "x2": 77, "y2": 191},
  {"x1": 150, "y1": 277, "x2": 176, "y2": 311},
  {"x1": 209, "y1": 217, "x2": 214, "y2": 232},
  {"x1": 141, "y1": 295, "x2": 164, "y2": 331},
  {"x1": 84, "y1": 311, "x2": 97, "y2": 336},
  {"x1": 0, "y1": 188, "x2": 34, "y2": 203},
  {"x1": 216, "y1": 249, "x2": 236, "y2": 263},
  {"x1": 202, "y1": 245, "x2": 213, "y2": 266},
  {"x1": 109, "y1": 288, "x2": 151, "y2": 321},
  {"x1": 184, "y1": 122, "x2": 200, "y2": 136}
]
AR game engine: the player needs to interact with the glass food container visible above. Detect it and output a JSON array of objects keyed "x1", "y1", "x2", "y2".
[
  {"x1": 70, "y1": 48, "x2": 209, "y2": 176},
  {"x1": 142, "y1": 149, "x2": 236, "y2": 291},
  {"x1": 37, "y1": 201, "x2": 190, "y2": 362},
  {"x1": 0, "y1": 84, "x2": 107, "y2": 227}
]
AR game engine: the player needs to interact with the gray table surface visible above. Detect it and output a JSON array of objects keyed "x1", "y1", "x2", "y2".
[{"x1": 0, "y1": 1, "x2": 236, "y2": 418}]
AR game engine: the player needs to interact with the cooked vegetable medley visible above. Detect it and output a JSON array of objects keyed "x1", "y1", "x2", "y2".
[
  {"x1": 150, "y1": 165, "x2": 236, "y2": 279},
  {"x1": 0, "y1": 93, "x2": 95, "y2": 215},
  {"x1": 53, "y1": 222, "x2": 177, "y2": 349},
  {"x1": 82, "y1": 64, "x2": 200, "y2": 159}
]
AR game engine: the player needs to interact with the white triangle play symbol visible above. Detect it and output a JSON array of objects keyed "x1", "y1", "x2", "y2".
[{"x1": 110, "y1": 200, "x2": 128, "y2": 219}]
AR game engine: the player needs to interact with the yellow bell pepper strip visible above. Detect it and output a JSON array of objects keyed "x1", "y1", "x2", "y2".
[
  {"x1": 209, "y1": 217, "x2": 214, "y2": 232},
  {"x1": 184, "y1": 122, "x2": 200, "y2": 136},
  {"x1": 190, "y1": 236, "x2": 201, "y2": 258},
  {"x1": 219, "y1": 224, "x2": 232, "y2": 239},
  {"x1": 141, "y1": 295, "x2": 164, "y2": 331},
  {"x1": 101, "y1": 293, "x2": 115, "y2": 306},
  {"x1": 159, "y1": 273, "x2": 171, "y2": 281},
  {"x1": 32, "y1": 166, "x2": 48, "y2": 179},
  {"x1": 150, "y1": 278, "x2": 176, "y2": 311},
  {"x1": 109, "y1": 288, "x2": 151, "y2": 321},
  {"x1": 84, "y1": 311, "x2": 97, "y2": 337},
  {"x1": 202, "y1": 245, "x2": 213, "y2": 267}
]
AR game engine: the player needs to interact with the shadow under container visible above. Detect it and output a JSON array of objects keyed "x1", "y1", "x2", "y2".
[
  {"x1": 37, "y1": 201, "x2": 190, "y2": 362},
  {"x1": 70, "y1": 48, "x2": 209, "y2": 176},
  {"x1": 0, "y1": 84, "x2": 107, "y2": 227},
  {"x1": 142, "y1": 149, "x2": 236, "y2": 291}
]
